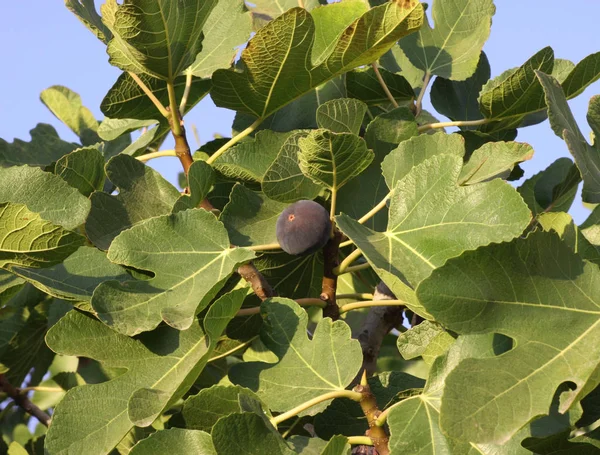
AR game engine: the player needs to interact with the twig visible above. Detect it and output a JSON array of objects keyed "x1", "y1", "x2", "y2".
[
  {"x1": 347, "y1": 436, "x2": 374, "y2": 446},
  {"x1": 321, "y1": 230, "x2": 343, "y2": 320},
  {"x1": 128, "y1": 72, "x2": 169, "y2": 118},
  {"x1": 136, "y1": 149, "x2": 177, "y2": 162},
  {"x1": 0, "y1": 375, "x2": 51, "y2": 427},
  {"x1": 166, "y1": 81, "x2": 195, "y2": 176},
  {"x1": 353, "y1": 382, "x2": 389, "y2": 455},
  {"x1": 270, "y1": 389, "x2": 362, "y2": 426},
  {"x1": 179, "y1": 72, "x2": 193, "y2": 113},
  {"x1": 337, "y1": 293, "x2": 373, "y2": 300},
  {"x1": 372, "y1": 62, "x2": 399, "y2": 108},
  {"x1": 237, "y1": 263, "x2": 275, "y2": 301},
  {"x1": 414, "y1": 71, "x2": 431, "y2": 117},
  {"x1": 417, "y1": 118, "x2": 490, "y2": 133},
  {"x1": 247, "y1": 243, "x2": 281, "y2": 252},
  {"x1": 358, "y1": 190, "x2": 393, "y2": 224},
  {"x1": 206, "y1": 118, "x2": 263, "y2": 164},
  {"x1": 236, "y1": 298, "x2": 326, "y2": 316},
  {"x1": 19, "y1": 386, "x2": 63, "y2": 393},
  {"x1": 335, "y1": 248, "x2": 363, "y2": 275},
  {"x1": 337, "y1": 262, "x2": 371, "y2": 276},
  {"x1": 298, "y1": 0, "x2": 305, "y2": 7}
]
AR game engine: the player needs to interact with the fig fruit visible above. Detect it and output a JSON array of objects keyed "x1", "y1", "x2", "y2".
[{"x1": 276, "y1": 200, "x2": 331, "y2": 255}]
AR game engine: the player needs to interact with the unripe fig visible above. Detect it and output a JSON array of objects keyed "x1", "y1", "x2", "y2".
[{"x1": 276, "y1": 200, "x2": 331, "y2": 256}]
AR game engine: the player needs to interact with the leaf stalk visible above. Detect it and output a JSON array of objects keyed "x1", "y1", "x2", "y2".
[{"x1": 206, "y1": 118, "x2": 263, "y2": 164}]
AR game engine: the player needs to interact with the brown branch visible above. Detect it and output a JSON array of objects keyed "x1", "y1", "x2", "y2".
[
  {"x1": 0, "y1": 374, "x2": 51, "y2": 427},
  {"x1": 357, "y1": 282, "x2": 404, "y2": 377},
  {"x1": 353, "y1": 381, "x2": 389, "y2": 455},
  {"x1": 321, "y1": 229, "x2": 343, "y2": 320},
  {"x1": 169, "y1": 115, "x2": 194, "y2": 176}
]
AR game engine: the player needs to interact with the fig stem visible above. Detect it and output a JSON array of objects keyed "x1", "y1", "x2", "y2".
[
  {"x1": 136, "y1": 149, "x2": 177, "y2": 162},
  {"x1": 337, "y1": 262, "x2": 371, "y2": 275},
  {"x1": 418, "y1": 117, "x2": 490, "y2": 133},
  {"x1": 270, "y1": 389, "x2": 362, "y2": 427},
  {"x1": 358, "y1": 190, "x2": 394, "y2": 224},
  {"x1": 414, "y1": 70, "x2": 431, "y2": 116},
  {"x1": 206, "y1": 117, "x2": 262, "y2": 164},
  {"x1": 336, "y1": 293, "x2": 374, "y2": 300},
  {"x1": 246, "y1": 242, "x2": 281, "y2": 251},
  {"x1": 128, "y1": 72, "x2": 170, "y2": 118},
  {"x1": 347, "y1": 436, "x2": 373, "y2": 446},
  {"x1": 338, "y1": 299, "x2": 406, "y2": 314},
  {"x1": 179, "y1": 71, "x2": 193, "y2": 112},
  {"x1": 372, "y1": 61, "x2": 399, "y2": 108},
  {"x1": 334, "y1": 248, "x2": 363, "y2": 274}
]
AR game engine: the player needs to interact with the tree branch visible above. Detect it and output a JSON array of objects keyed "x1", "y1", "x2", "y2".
[
  {"x1": 353, "y1": 381, "x2": 389, "y2": 455},
  {"x1": 0, "y1": 374, "x2": 51, "y2": 427},
  {"x1": 414, "y1": 71, "x2": 431, "y2": 117},
  {"x1": 321, "y1": 229, "x2": 343, "y2": 320},
  {"x1": 356, "y1": 283, "x2": 404, "y2": 377}
]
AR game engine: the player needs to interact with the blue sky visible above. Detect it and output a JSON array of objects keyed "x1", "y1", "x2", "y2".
[{"x1": 1, "y1": 1, "x2": 599, "y2": 223}]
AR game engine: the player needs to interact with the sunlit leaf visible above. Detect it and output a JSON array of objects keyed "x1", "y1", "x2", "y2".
[{"x1": 54, "y1": 146, "x2": 106, "y2": 197}]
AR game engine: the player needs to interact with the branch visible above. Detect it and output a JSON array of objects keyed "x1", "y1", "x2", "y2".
[
  {"x1": 372, "y1": 62, "x2": 399, "y2": 108},
  {"x1": 356, "y1": 283, "x2": 404, "y2": 377},
  {"x1": 179, "y1": 71, "x2": 193, "y2": 112},
  {"x1": 237, "y1": 263, "x2": 275, "y2": 301},
  {"x1": 414, "y1": 71, "x2": 431, "y2": 117},
  {"x1": 337, "y1": 262, "x2": 371, "y2": 276},
  {"x1": 270, "y1": 389, "x2": 362, "y2": 426},
  {"x1": 353, "y1": 381, "x2": 390, "y2": 455},
  {"x1": 358, "y1": 190, "x2": 393, "y2": 224},
  {"x1": 321, "y1": 229, "x2": 343, "y2": 320},
  {"x1": 336, "y1": 293, "x2": 373, "y2": 301},
  {"x1": 334, "y1": 248, "x2": 363, "y2": 275},
  {"x1": 417, "y1": 118, "x2": 490, "y2": 133},
  {"x1": 0, "y1": 374, "x2": 51, "y2": 427},
  {"x1": 128, "y1": 72, "x2": 169, "y2": 118},
  {"x1": 347, "y1": 436, "x2": 374, "y2": 446},
  {"x1": 166, "y1": 81, "x2": 195, "y2": 176},
  {"x1": 246, "y1": 242, "x2": 281, "y2": 252}
]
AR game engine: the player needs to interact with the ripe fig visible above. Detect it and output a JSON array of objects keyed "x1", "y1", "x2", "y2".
[{"x1": 276, "y1": 200, "x2": 331, "y2": 256}]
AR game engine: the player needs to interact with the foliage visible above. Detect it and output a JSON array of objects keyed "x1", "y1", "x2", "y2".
[{"x1": 1, "y1": 0, "x2": 600, "y2": 454}]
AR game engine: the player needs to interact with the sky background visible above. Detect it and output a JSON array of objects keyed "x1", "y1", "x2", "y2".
[{"x1": 1, "y1": 1, "x2": 599, "y2": 223}]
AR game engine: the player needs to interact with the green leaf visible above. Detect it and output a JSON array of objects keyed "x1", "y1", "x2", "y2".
[
  {"x1": 213, "y1": 131, "x2": 294, "y2": 184},
  {"x1": 45, "y1": 288, "x2": 246, "y2": 455},
  {"x1": 212, "y1": 412, "x2": 296, "y2": 455},
  {"x1": 0, "y1": 124, "x2": 77, "y2": 167},
  {"x1": 298, "y1": 129, "x2": 373, "y2": 191},
  {"x1": 364, "y1": 107, "x2": 419, "y2": 155},
  {"x1": 40, "y1": 85, "x2": 98, "y2": 139},
  {"x1": 536, "y1": 71, "x2": 600, "y2": 203},
  {"x1": 54, "y1": 146, "x2": 106, "y2": 197},
  {"x1": 582, "y1": 205, "x2": 600, "y2": 248},
  {"x1": 338, "y1": 154, "x2": 531, "y2": 298},
  {"x1": 230, "y1": 298, "x2": 362, "y2": 414},
  {"x1": 85, "y1": 154, "x2": 181, "y2": 250},
  {"x1": 430, "y1": 52, "x2": 490, "y2": 123},
  {"x1": 186, "y1": 0, "x2": 252, "y2": 78},
  {"x1": 417, "y1": 231, "x2": 600, "y2": 444},
  {"x1": 182, "y1": 385, "x2": 264, "y2": 432},
  {"x1": 478, "y1": 47, "x2": 554, "y2": 132},
  {"x1": 65, "y1": 0, "x2": 112, "y2": 43},
  {"x1": 562, "y1": 51, "x2": 600, "y2": 99},
  {"x1": 537, "y1": 212, "x2": 600, "y2": 266},
  {"x1": 172, "y1": 160, "x2": 216, "y2": 213},
  {"x1": 0, "y1": 286, "x2": 55, "y2": 387},
  {"x1": 130, "y1": 429, "x2": 216, "y2": 455},
  {"x1": 92, "y1": 209, "x2": 255, "y2": 335},
  {"x1": 397, "y1": 320, "x2": 453, "y2": 362},
  {"x1": 382, "y1": 133, "x2": 465, "y2": 189},
  {"x1": 459, "y1": 141, "x2": 534, "y2": 185},
  {"x1": 346, "y1": 66, "x2": 414, "y2": 106},
  {"x1": 245, "y1": 0, "x2": 324, "y2": 19},
  {"x1": 316, "y1": 99, "x2": 367, "y2": 135},
  {"x1": 8, "y1": 246, "x2": 128, "y2": 302},
  {"x1": 211, "y1": 2, "x2": 424, "y2": 120},
  {"x1": 263, "y1": 132, "x2": 324, "y2": 203},
  {"x1": 0, "y1": 165, "x2": 90, "y2": 230},
  {"x1": 0, "y1": 204, "x2": 84, "y2": 268},
  {"x1": 101, "y1": 72, "x2": 211, "y2": 120},
  {"x1": 102, "y1": 0, "x2": 217, "y2": 80},
  {"x1": 220, "y1": 184, "x2": 288, "y2": 247},
  {"x1": 7, "y1": 442, "x2": 28, "y2": 455},
  {"x1": 97, "y1": 118, "x2": 158, "y2": 141},
  {"x1": 398, "y1": 0, "x2": 495, "y2": 80},
  {"x1": 252, "y1": 251, "x2": 323, "y2": 301},
  {"x1": 517, "y1": 158, "x2": 580, "y2": 217}
]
